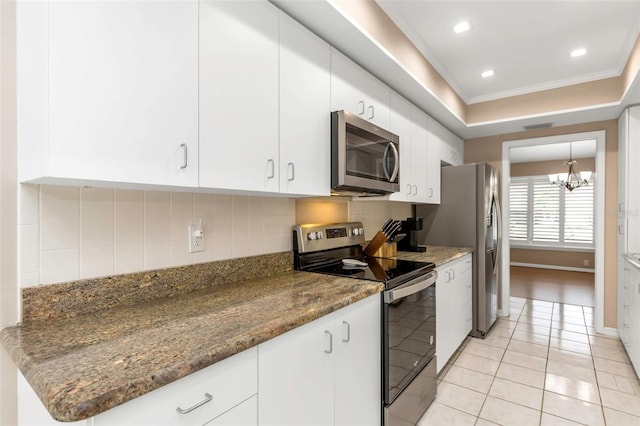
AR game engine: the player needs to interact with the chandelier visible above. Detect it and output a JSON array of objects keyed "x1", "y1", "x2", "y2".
[{"x1": 548, "y1": 142, "x2": 592, "y2": 192}]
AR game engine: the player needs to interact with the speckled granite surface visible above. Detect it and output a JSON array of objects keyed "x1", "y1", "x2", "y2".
[
  {"x1": 1, "y1": 247, "x2": 469, "y2": 422},
  {"x1": 1, "y1": 254, "x2": 382, "y2": 422},
  {"x1": 22, "y1": 251, "x2": 293, "y2": 323},
  {"x1": 396, "y1": 245, "x2": 473, "y2": 266}
]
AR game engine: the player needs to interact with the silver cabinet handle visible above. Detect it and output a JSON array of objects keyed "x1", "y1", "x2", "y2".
[
  {"x1": 620, "y1": 202, "x2": 625, "y2": 213},
  {"x1": 176, "y1": 393, "x2": 212, "y2": 414},
  {"x1": 445, "y1": 270, "x2": 450, "y2": 283},
  {"x1": 324, "y1": 330, "x2": 333, "y2": 353},
  {"x1": 180, "y1": 143, "x2": 188, "y2": 169},
  {"x1": 287, "y1": 162, "x2": 295, "y2": 181},
  {"x1": 342, "y1": 321, "x2": 351, "y2": 342},
  {"x1": 368, "y1": 105, "x2": 374, "y2": 119},
  {"x1": 428, "y1": 188, "x2": 433, "y2": 197},
  {"x1": 267, "y1": 159, "x2": 275, "y2": 179},
  {"x1": 357, "y1": 100, "x2": 365, "y2": 115},
  {"x1": 412, "y1": 184, "x2": 417, "y2": 195},
  {"x1": 619, "y1": 224, "x2": 625, "y2": 235},
  {"x1": 450, "y1": 268, "x2": 456, "y2": 280},
  {"x1": 407, "y1": 184, "x2": 412, "y2": 195}
]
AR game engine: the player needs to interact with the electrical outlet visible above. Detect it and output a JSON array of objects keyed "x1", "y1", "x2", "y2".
[
  {"x1": 583, "y1": 259, "x2": 589, "y2": 267},
  {"x1": 188, "y1": 225, "x2": 204, "y2": 253}
]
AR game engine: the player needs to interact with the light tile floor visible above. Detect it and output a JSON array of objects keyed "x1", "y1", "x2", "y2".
[{"x1": 418, "y1": 297, "x2": 640, "y2": 426}]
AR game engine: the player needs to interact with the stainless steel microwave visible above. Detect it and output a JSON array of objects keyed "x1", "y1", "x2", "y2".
[{"x1": 331, "y1": 110, "x2": 400, "y2": 196}]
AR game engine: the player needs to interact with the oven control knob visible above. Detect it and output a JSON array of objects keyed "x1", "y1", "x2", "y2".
[
  {"x1": 358, "y1": 227, "x2": 364, "y2": 235},
  {"x1": 307, "y1": 232, "x2": 317, "y2": 240},
  {"x1": 316, "y1": 231, "x2": 324, "y2": 239},
  {"x1": 351, "y1": 228, "x2": 359, "y2": 236}
]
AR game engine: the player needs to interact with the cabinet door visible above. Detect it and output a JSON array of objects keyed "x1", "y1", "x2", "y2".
[
  {"x1": 199, "y1": 0, "x2": 279, "y2": 193},
  {"x1": 411, "y1": 108, "x2": 429, "y2": 203},
  {"x1": 388, "y1": 92, "x2": 414, "y2": 202},
  {"x1": 204, "y1": 396, "x2": 257, "y2": 426},
  {"x1": 425, "y1": 118, "x2": 443, "y2": 204},
  {"x1": 279, "y1": 12, "x2": 331, "y2": 196},
  {"x1": 334, "y1": 295, "x2": 382, "y2": 426},
  {"x1": 330, "y1": 48, "x2": 390, "y2": 129},
  {"x1": 258, "y1": 312, "x2": 335, "y2": 425},
  {"x1": 46, "y1": 0, "x2": 198, "y2": 187},
  {"x1": 435, "y1": 263, "x2": 452, "y2": 372}
]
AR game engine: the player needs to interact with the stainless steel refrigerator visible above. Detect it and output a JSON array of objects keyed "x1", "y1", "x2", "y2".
[{"x1": 416, "y1": 163, "x2": 501, "y2": 338}]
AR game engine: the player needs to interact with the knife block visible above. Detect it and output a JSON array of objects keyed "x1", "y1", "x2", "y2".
[{"x1": 372, "y1": 242, "x2": 397, "y2": 258}]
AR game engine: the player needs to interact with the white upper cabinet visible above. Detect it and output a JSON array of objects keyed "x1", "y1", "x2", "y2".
[
  {"x1": 18, "y1": 0, "x2": 199, "y2": 188},
  {"x1": 279, "y1": 12, "x2": 331, "y2": 197},
  {"x1": 410, "y1": 108, "x2": 430, "y2": 203},
  {"x1": 425, "y1": 116, "x2": 464, "y2": 204},
  {"x1": 199, "y1": 0, "x2": 280, "y2": 193},
  {"x1": 429, "y1": 117, "x2": 464, "y2": 167},
  {"x1": 330, "y1": 48, "x2": 390, "y2": 129},
  {"x1": 388, "y1": 93, "x2": 414, "y2": 202},
  {"x1": 388, "y1": 93, "x2": 429, "y2": 204}
]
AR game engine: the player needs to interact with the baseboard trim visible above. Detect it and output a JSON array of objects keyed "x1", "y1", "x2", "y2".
[
  {"x1": 510, "y1": 262, "x2": 595, "y2": 273},
  {"x1": 599, "y1": 327, "x2": 619, "y2": 338}
]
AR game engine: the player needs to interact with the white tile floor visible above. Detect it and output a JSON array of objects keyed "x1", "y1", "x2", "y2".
[{"x1": 418, "y1": 297, "x2": 640, "y2": 426}]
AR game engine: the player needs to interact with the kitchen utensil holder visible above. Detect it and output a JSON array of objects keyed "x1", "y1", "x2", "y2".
[
  {"x1": 363, "y1": 231, "x2": 388, "y2": 256},
  {"x1": 373, "y1": 242, "x2": 397, "y2": 258}
]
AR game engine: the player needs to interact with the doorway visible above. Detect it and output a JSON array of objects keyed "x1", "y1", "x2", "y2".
[{"x1": 500, "y1": 131, "x2": 606, "y2": 334}]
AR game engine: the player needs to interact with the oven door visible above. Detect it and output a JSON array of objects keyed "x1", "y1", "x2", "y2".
[{"x1": 383, "y1": 270, "x2": 437, "y2": 426}]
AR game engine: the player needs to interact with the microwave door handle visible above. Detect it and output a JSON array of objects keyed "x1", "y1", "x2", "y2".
[
  {"x1": 382, "y1": 143, "x2": 392, "y2": 181},
  {"x1": 389, "y1": 142, "x2": 399, "y2": 182}
]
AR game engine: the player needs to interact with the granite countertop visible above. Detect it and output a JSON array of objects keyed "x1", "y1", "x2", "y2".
[
  {"x1": 396, "y1": 245, "x2": 473, "y2": 266},
  {"x1": 1, "y1": 246, "x2": 469, "y2": 422},
  {"x1": 1, "y1": 263, "x2": 382, "y2": 422}
]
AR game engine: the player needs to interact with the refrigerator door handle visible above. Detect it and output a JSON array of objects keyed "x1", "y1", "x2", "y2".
[{"x1": 493, "y1": 192, "x2": 502, "y2": 274}]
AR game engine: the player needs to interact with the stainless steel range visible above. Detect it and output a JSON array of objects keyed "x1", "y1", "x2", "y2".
[{"x1": 293, "y1": 222, "x2": 438, "y2": 426}]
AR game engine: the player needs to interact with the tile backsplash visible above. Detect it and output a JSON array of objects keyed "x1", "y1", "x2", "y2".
[
  {"x1": 18, "y1": 185, "x2": 295, "y2": 287},
  {"x1": 18, "y1": 185, "x2": 415, "y2": 287}
]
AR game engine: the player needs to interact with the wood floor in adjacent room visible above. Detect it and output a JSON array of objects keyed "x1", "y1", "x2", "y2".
[{"x1": 510, "y1": 266, "x2": 595, "y2": 307}]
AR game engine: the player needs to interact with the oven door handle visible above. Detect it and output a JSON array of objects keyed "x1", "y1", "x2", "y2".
[{"x1": 384, "y1": 270, "x2": 437, "y2": 304}]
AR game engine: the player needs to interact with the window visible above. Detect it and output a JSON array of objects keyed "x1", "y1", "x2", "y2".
[{"x1": 509, "y1": 175, "x2": 594, "y2": 247}]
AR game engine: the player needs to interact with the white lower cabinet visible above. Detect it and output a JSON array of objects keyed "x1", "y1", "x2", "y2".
[
  {"x1": 619, "y1": 257, "x2": 640, "y2": 375},
  {"x1": 435, "y1": 254, "x2": 473, "y2": 373},
  {"x1": 258, "y1": 294, "x2": 381, "y2": 426},
  {"x1": 204, "y1": 396, "x2": 257, "y2": 426},
  {"x1": 93, "y1": 347, "x2": 258, "y2": 426}
]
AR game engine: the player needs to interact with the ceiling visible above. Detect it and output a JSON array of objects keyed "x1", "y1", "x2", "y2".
[
  {"x1": 377, "y1": 0, "x2": 640, "y2": 105},
  {"x1": 273, "y1": 0, "x2": 640, "y2": 139}
]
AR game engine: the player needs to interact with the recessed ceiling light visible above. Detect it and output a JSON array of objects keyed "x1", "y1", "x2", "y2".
[
  {"x1": 453, "y1": 21, "x2": 471, "y2": 34},
  {"x1": 481, "y1": 69, "x2": 494, "y2": 78},
  {"x1": 571, "y1": 48, "x2": 587, "y2": 58}
]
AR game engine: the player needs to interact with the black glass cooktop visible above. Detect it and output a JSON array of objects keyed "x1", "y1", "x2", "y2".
[{"x1": 307, "y1": 257, "x2": 434, "y2": 289}]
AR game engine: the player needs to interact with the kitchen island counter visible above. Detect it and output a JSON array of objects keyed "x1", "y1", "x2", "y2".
[{"x1": 1, "y1": 253, "x2": 382, "y2": 422}]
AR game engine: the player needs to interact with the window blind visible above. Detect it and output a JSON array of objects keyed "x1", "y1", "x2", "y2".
[{"x1": 509, "y1": 175, "x2": 594, "y2": 247}]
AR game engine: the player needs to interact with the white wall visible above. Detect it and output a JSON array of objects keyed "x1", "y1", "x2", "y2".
[
  {"x1": 18, "y1": 185, "x2": 296, "y2": 287},
  {"x1": 1, "y1": 1, "x2": 18, "y2": 424}
]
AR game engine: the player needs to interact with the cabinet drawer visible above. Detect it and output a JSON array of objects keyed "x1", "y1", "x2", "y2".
[
  {"x1": 204, "y1": 395, "x2": 257, "y2": 426},
  {"x1": 94, "y1": 347, "x2": 257, "y2": 426}
]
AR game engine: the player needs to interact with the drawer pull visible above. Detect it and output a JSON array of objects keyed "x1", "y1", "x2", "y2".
[
  {"x1": 342, "y1": 321, "x2": 351, "y2": 343},
  {"x1": 324, "y1": 330, "x2": 333, "y2": 354},
  {"x1": 176, "y1": 393, "x2": 213, "y2": 414}
]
